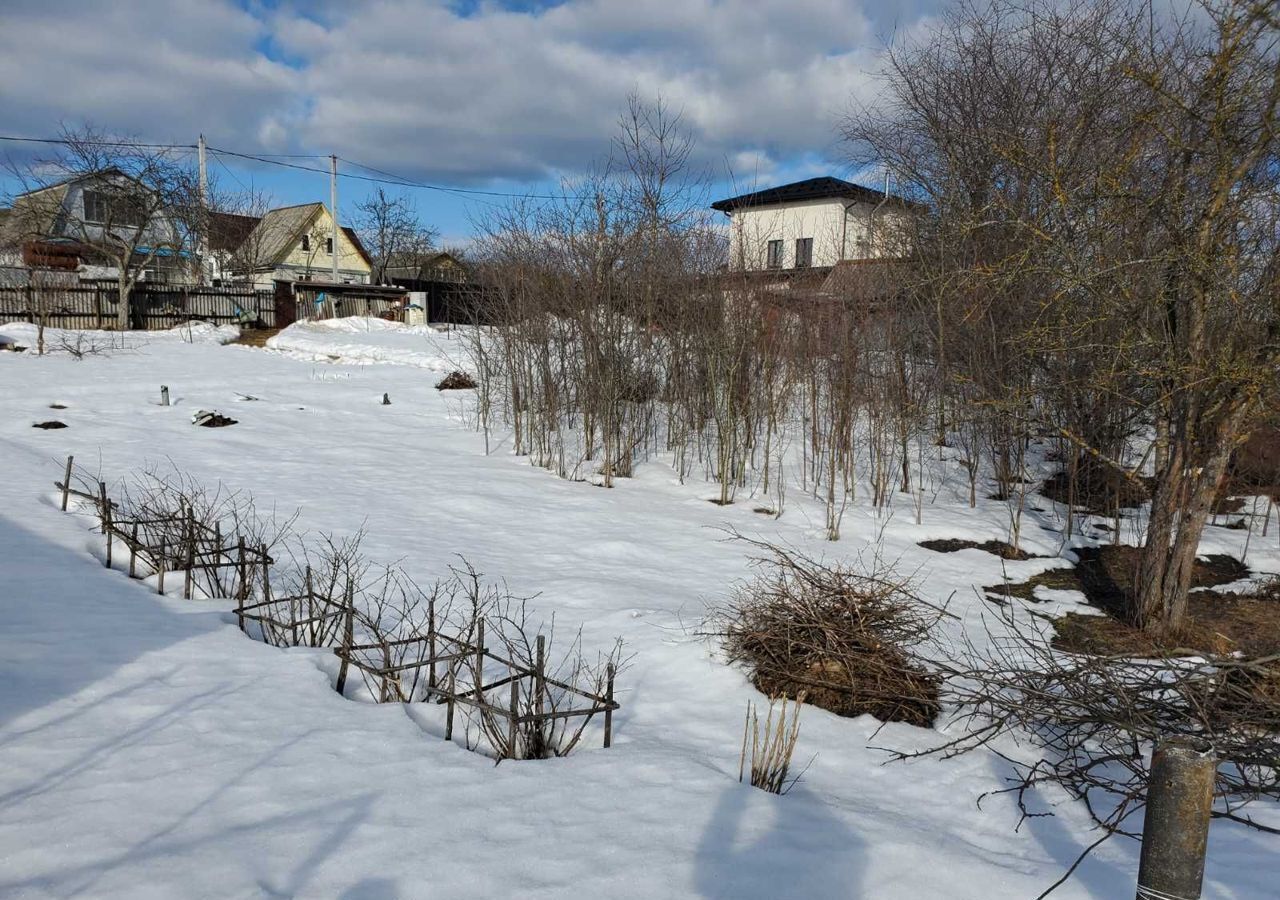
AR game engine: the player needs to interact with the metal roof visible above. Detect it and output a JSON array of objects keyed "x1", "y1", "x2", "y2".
[{"x1": 711, "y1": 176, "x2": 909, "y2": 212}]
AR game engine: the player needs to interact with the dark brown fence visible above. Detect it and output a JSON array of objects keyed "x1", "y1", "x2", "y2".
[{"x1": 0, "y1": 284, "x2": 276, "y2": 330}]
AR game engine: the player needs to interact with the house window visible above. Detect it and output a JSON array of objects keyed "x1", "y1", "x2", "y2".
[
  {"x1": 83, "y1": 189, "x2": 142, "y2": 228},
  {"x1": 301, "y1": 234, "x2": 311, "y2": 252},
  {"x1": 326, "y1": 237, "x2": 334, "y2": 255},
  {"x1": 766, "y1": 240, "x2": 784, "y2": 269},
  {"x1": 794, "y1": 238, "x2": 813, "y2": 268}
]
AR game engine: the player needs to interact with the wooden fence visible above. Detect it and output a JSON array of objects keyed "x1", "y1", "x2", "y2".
[
  {"x1": 54, "y1": 456, "x2": 618, "y2": 759},
  {"x1": 0, "y1": 284, "x2": 276, "y2": 330}
]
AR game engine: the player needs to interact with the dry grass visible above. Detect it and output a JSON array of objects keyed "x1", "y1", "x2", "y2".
[{"x1": 739, "y1": 694, "x2": 806, "y2": 795}]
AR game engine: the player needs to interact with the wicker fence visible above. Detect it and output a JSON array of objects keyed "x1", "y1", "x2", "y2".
[{"x1": 54, "y1": 455, "x2": 619, "y2": 760}]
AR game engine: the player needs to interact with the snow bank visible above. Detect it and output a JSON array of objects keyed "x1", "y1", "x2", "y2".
[
  {"x1": 0, "y1": 320, "x2": 239, "y2": 350},
  {"x1": 267, "y1": 317, "x2": 471, "y2": 371}
]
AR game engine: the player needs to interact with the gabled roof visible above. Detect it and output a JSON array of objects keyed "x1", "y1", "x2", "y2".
[
  {"x1": 208, "y1": 211, "x2": 261, "y2": 254},
  {"x1": 711, "y1": 176, "x2": 913, "y2": 213},
  {"x1": 230, "y1": 203, "x2": 372, "y2": 270}
]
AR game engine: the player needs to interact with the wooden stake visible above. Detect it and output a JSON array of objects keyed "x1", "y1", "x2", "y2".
[
  {"x1": 474, "y1": 618, "x2": 486, "y2": 706},
  {"x1": 445, "y1": 667, "x2": 456, "y2": 742},
  {"x1": 157, "y1": 542, "x2": 166, "y2": 595},
  {"x1": 535, "y1": 635, "x2": 546, "y2": 720},
  {"x1": 98, "y1": 481, "x2": 109, "y2": 534},
  {"x1": 604, "y1": 663, "x2": 615, "y2": 749},
  {"x1": 160, "y1": 385, "x2": 169, "y2": 406},
  {"x1": 60, "y1": 455, "x2": 73, "y2": 511},
  {"x1": 129, "y1": 521, "x2": 138, "y2": 577},
  {"x1": 259, "y1": 543, "x2": 271, "y2": 603},
  {"x1": 335, "y1": 580, "x2": 353, "y2": 695},
  {"x1": 303, "y1": 566, "x2": 313, "y2": 646},
  {"x1": 236, "y1": 537, "x2": 246, "y2": 601},
  {"x1": 103, "y1": 499, "x2": 113, "y2": 569},
  {"x1": 507, "y1": 676, "x2": 519, "y2": 761},
  {"x1": 427, "y1": 596, "x2": 437, "y2": 691}
]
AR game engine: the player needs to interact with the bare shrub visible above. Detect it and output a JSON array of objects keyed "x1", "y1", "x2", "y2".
[
  {"x1": 739, "y1": 694, "x2": 807, "y2": 795},
  {"x1": 913, "y1": 608, "x2": 1280, "y2": 885},
  {"x1": 706, "y1": 534, "x2": 945, "y2": 727},
  {"x1": 443, "y1": 563, "x2": 627, "y2": 760},
  {"x1": 113, "y1": 465, "x2": 295, "y2": 599}
]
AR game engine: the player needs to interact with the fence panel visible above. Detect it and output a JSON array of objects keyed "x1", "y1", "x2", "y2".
[{"x1": 0, "y1": 285, "x2": 275, "y2": 330}]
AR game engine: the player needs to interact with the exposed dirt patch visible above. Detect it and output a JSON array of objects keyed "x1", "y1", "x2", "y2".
[
  {"x1": 753, "y1": 506, "x2": 776, "y2": 516},
  {"x1": 48, "y1": 403, "x2": 67, "y2": 410},
  {"x1": 1040, "y1": 455, "x2": 1150, "y2": 514},
  {"x1": 32, "y1": 420, "x2": 67, "y2": 429},
  {"x1": 1024, "y1": 546, "x2": 1279, "y2": 657},
  {"x1": 436, "y1": 371, "x2": 477, "y2": 391},
  {"x1": 984, "y1": 566, "x2": 1083, "y2": 603},
  {"x1": 919, "y1": 538, "x2": 1039, "y2": 561},
  {"x1": 232, "y1": 328, "x2": 280, "y2": 348}
]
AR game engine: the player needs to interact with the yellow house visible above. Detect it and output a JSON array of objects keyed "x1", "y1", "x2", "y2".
[{"x1": 228, "y1": 202, "x2": 372, "y2": 288}]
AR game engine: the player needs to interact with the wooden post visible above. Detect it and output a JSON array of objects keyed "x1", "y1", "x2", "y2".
[
  {"x1": 212, "y1": 522, "x2": 221, "y2": 597},
  {"x1": 103, "y1": 497, "x2": 113, "y2": 569},
  {"x1": 335, "y1": 580, "x2": 353, "y2": 695},
  {"x1": 157, "y1": 542, "x2": 166, "y2": 595},
  {"x1": 1136, "y1": 738, "x2": 1217, "y2": 900},
  {"x1": 60, "y1": 455, "x2": 74, "y2": 511},
  {"x1": 507, "y1": 676, "x2": 519, "y2": 761},
  {"x1": 160, "y1": 385, "x2": 169, "y2": 407},
  {"x1": 535, "y1": 635, "x2": 546, "y2": 720},
  {"x1": 236, "y1": 537, "x2": 246, "y2": 601},
  {"x1": 303, "y1": 566, "x2": 314, "y2": 646},
  {"x1": 474, "y1": 618, "x2": 486, "y2": 705},
  {"x1": 97, "y1": 482, "x2": 109, "y2": 534},
  {"x1": 427, "y1": 596, "x2": 437, "y2": 691},
  {"x1": 183, "y1": 509, "x2": 195, "y2": 600},
  {"x1": 259, "y1": 543, "x2": 271, "y2": 603},
  {"x1": 603, "y1": 663, "x2": 615, "y2": 749},
  {"x1": 129, "y1": 521, "x2": 138, "y2": 578},
  {"x1": 445, "y1": 666, "x2": 456, "y2": 742}
]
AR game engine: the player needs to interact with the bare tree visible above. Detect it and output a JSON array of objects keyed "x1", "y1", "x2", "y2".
[
  {"x1": 843, "y1": 0, "x2": 1280, "y2": 634},
  {"x1": 5, "y1": 124, "x2": 199, "y2": 328},
  {"x1": 354, "y1": 188, "x2": 437, "y2": 284}
]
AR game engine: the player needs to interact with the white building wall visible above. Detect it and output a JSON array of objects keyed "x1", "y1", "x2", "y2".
[{"x1": 726, "y1": 199, "x2": 913, "y2": 271}]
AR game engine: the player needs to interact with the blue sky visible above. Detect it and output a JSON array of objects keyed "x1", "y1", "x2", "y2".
[{"x1": 0, "y1": 0, "x2": 942, "y2": 244}]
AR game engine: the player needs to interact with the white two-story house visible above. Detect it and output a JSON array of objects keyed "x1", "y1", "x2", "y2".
[{"x1": 712, "y1": 177, "x2": 916, "y2": 272}]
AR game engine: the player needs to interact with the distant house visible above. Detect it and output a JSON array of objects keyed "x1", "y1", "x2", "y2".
[
  {"x1": 0, "y1": 169, "x2": 191, "y2": 285},
  {"x1": 218, "y1": 202, "x2": 372, "y2": 288},
  {"x1": 711, "y1": 177, "x2": 916, "y2": 272},
  {"x1": 382, "y1": 251, "x2": 468, "y2": 287}
]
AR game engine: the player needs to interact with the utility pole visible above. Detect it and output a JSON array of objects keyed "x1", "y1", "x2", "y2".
[
  {"x1": 330, "y1": 154, "x2": 339, "y2": 283},
  {"x1": 198, "y1": 134, "x2": 209, "y2": 285}
]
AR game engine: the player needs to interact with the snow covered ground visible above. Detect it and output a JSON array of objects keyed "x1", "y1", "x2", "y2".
[{"x1": 0, "y1": 319, "x2": 1275, "y2": 898}]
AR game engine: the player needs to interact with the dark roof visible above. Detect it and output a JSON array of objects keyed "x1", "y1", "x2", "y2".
[
  {"x1": 208, "y1": 211, "x2": 261, "y2": 253},
  {"x1": 342, "y1": 227, "x2": 372, "y2": 268},
  {"x1": 711, "y1": 176, "x2": 911, "y2": 212}
]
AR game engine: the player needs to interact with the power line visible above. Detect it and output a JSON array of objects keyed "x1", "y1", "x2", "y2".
[
  {"x1": 0, "y1": 134, "x2": 194, "y2": 150},
  {"x1": 0, "y1": 133, "x2": 584, "y2": 203}
]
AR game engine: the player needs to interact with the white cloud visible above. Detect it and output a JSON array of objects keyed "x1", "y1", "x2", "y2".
[{"x1": 1, "y1": 0, "x2": 931, "y2": 185}]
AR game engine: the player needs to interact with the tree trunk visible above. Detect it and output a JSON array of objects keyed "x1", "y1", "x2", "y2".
[{"x1": 1132, "y1": 405, "x2": 1248, "y2": 632}]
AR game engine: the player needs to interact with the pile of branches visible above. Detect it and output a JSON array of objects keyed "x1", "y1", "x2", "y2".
[
  {"x1": 923, "y1": 610, "x2": 1280, "y2": 841},
  {"x1": 707, "y1": 535, "x2": 946, "y2": 727}
]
